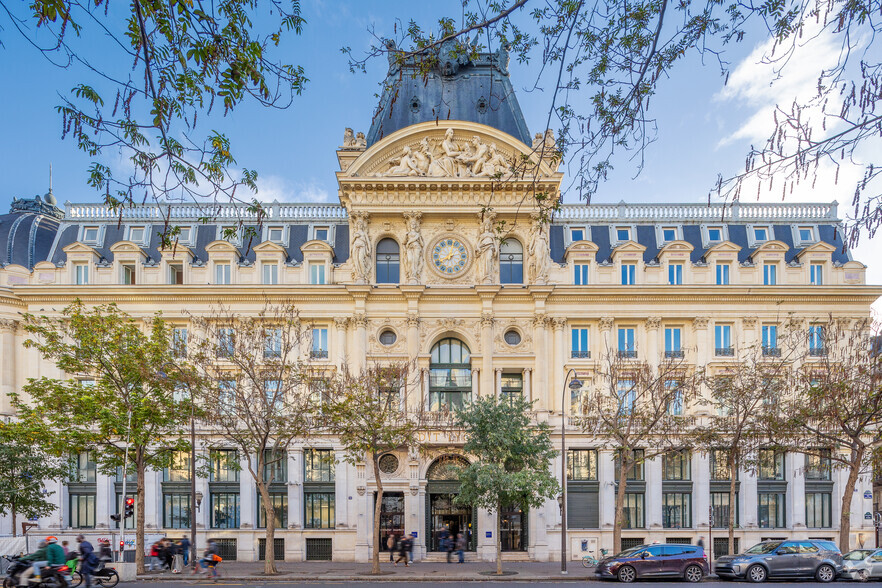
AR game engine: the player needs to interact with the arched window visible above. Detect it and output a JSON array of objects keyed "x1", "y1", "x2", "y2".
[
  {"x1": 500, "y1": 239, "x2": 523, "y2": 284},
  {"x1": 426, "y1": 455, "x2": 470, "y2": 480},
  {"x1": 429, "y1": 338, "x2": 471, "y2": 411},
  {"x1": 375, "y1": 238, "x2": 400, "y2": 283}
]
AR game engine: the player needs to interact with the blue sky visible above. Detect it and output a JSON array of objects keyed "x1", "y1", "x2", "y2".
[{"x1": 1, "y1": 0, "x2": 879, "y2": 295}]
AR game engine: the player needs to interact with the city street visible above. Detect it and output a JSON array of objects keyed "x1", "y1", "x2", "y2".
[{"x1": 131, "y1": 581, "x2": 857, "y2": 587}]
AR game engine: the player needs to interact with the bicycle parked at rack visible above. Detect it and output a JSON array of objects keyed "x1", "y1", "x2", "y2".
[{"x1": 581, "y1": 548, "x2": 609, "y2": 568}]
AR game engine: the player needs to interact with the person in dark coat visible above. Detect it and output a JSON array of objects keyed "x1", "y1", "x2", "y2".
[
  {"x1": 76, "y1": 535, "x2": 98, "y2": 588},
  {"x1": 179, "y1": 537, "x2": 190, "y2": 567},
  {"x1": 395, "y1": 535, "x2": 410, "y2": 567}
]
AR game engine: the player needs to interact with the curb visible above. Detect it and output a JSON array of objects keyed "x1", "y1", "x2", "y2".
[{"x1": 135, "y1": 573, "x2": 600, "y2": 583}]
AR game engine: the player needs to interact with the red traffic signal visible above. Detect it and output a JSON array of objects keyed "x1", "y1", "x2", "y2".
[
  {"x1": 125, "y1": 498, "x2": 135, "y2": 506},
  {"x1": 124, "y1": 497, "x2": 135, "y2": 519},
  {"x1": 119, "y1": 541, "x2": 125, "y2": 548}
]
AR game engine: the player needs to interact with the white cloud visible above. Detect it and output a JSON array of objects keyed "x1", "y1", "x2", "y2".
[{"x1": 255, "y1": 174, "x2": 332, "y2": 203}]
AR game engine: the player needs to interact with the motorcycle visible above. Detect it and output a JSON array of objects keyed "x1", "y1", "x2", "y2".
[
  {"x1": 2, "y1": 556, "x2": 72, "y2": 588},
  {"x1": 62, "y1": 554, "x2": 117, "y2": 588}
]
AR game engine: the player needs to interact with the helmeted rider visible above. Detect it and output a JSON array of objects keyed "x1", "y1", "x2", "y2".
[{"x1": 18, "y1": 540, "x2": 48, "y2": 587}]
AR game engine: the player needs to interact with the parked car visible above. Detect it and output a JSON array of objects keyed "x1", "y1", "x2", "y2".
[
  {"x1": 594, "y1": 543, "x2": 708, "y2": 583},
  {"x1": 714, "y1": 539, "x2": 842, "y2": 583},
  {"x1": 840, "y1": 548, "x2": 882, "y2": 581}
]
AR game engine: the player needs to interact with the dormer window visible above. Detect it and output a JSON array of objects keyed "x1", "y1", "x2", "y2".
[
  {"x1": 178, "y1": 227, "x2": 192, "y2": 243},
  {"x1": 571, "y1": 228, "x2": 585, "y2": 242},
  {"x1": 267, "y1": 226, "x2": 284, "y2": 243},
  {"x1": 128, "y1": 226, "x2": 146, "y2": 244},
  {"x1": 754, "y1": 227, "x2": 768, "y2": 242},
  {"x1": 74, "y1": 263, "x2": 89, "y2": 285},
  {"x1": 616, "y1": 227, "x2": 631, "y2": 242},
  {"x1": 662, "y1": 227, "x2": 677, "y2": 242},
  {"x1": 798, "y1": 226, "x2": 815, "y2": 242},
  {"x1": 220, "y1": 226, "x2": 241, "y2": 246},
  {"x1": 82, "y1": 226, "x2": 100, "y2": 244},
  {"x1": 314, "y1": 227, "x2": 329, "y2": 242},
  {"x1": 122, "y1": 264, "x2": 136, "y2": 285},
  {"x1": 707, "y1": 227, "x2": 722, "y2": 242}
]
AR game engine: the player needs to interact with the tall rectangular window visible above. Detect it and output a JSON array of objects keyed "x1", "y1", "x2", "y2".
[
  {"x1": 758, "y1": 493, "x2": 785, "y2": 528},
  {"x1": 215, "y1": 263, "x2": 231, "y2": 285},
  {"x1": 759, "y1": 449, "x2": 785, "y2": 480},
  {"x1": 163, "y1": 451, "x2": 191, "y2": 482},
  {"x1": 263, "y1": 449, "x2": 288, "y2": 483},
  {"x1": 257, "y1": 493, "x2": 288, "y2": 529},
  {"x1": 163, "y1": 494, "x2": 191, "y2": 529},
  {"x1": 710, "y1": 449, "x2": 734, "y2": 480},
  {"x1": 617, "y1": 379, "x2": 636, "y2": 414},
  {"x1": 664, "y1": 327, "x2": 682, "y2": 358},
  {"x1": 666, "y1": 380, "x2": 683, "y2": 416},
  {"x1": 71, "y1": 451, "x2": 97, "y2": 482},
  {"x1": 805, "y1": 493, "x2": 832, "y2": 528},
  {"x1": 710, "y1": 492, "x2": 739, "y2": 527},
  {"x1": 714, "y1": 324, "x2": 732, "y2": 356},
  {"x1": 74, "y1": 263, "x2": 89, "y2": 285},
  {"x1": 500, "y1": 373, "x2": 523, "y2": 402},
  {"x1": 311, "y1": 328, "x2": 328, "y2": 359},
  {"x1": 304, "y1": 493, "x2": 335, "y2": 529},
  {"x1": 210, "y1": 449, "x2": 240, "y2": 482},
  {"x1": 210, "y1": 493, "x2": 240, "y2": 528},
  {"x1": 309, "y1": 262, "x2": 326, "y2": 285},
  {"x1": 567, "y1": 449, "x2": 598, "y2": 480},
  {"x1": 172, "y1": 327, "x2": 188, "y2": 358},
  {"x1": 169, "y1": 264, "x2": 183, "y2": 285},
  {"x1": 668, "y1": 263, "x2": 683, "y2": 285},
  {"x1": 69, "y1": 494, "x2": 96, "y2": 528},
  {"x1": 621, "y1": 263, "x2": 636, "y2": 285},
  {"x1": 615, "y1": 449, "x2": 645, "y2": 480},
  {"x1": 662, "y1": 493, "x2": 691, "y2": 528},
  {"x1": 618, "y1": 327, "x2": 636, "y2": 358},
  {"x1": 262, "y1": 263, "x2": 279, "y2": 285},
  {"x1": 264, "y1": 379, "x2": 281, "y2": 407},
  {"x1": 217, "y1": 327, "x2": 235, "y2": 357},
  {"x1": 810, "y1": 263, "x2": 824, "y2": 285},
  {"x1": 715, "y1": 263, "x2": 730, "y2": 285},
  {"x1": 122, "y1": 264, "x2": 136, "y2": 285},
  {"x1": 622, "y1": 493, "x2": 645, "y2": 528},
  {"x1": 571, "y1": 328, "x2": 590, "y2": 359},
  {"x1": 663, "y1": 450, "x2": 691, "y2": 480},
  {"x1": 763, "y1": 263, "x2": 777, "y2": 285},
  {"x1": 264, "y1": 327, "x2": 282, "y2": 359},
  {"x1": 809, "y1": 325, "x2": 826, "y2": 356},
  {"x1": 762, "y1": 325, "x2": 778, "y2": 355},
  {"x1": 574, "y1": 263, "x2": 589, "y2": 285},
  {"x1": 218, "y1": 379, "x2": 236, "y2": 411},
  {"x1": 805, "y1": 449, "x2": 832, "y2": 480},
  {"x1": 304, "y1": 449, "x2": 335, "y2": 482}
]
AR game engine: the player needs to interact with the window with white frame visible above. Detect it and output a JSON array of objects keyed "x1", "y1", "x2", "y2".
[
  {"x1": 665, "y1": 327, "x2": 682, "y2": 358},
  {"x1": 172, "y1": 327, "x2": 188, "y2": 358},
  {"x1": 177, "y1": 226, "x2": 193, "y2": 246},
  {"x1": 617, "y1": 379, "x2": 636, "y2": 414},
  {"x1": 121, "y1": 264, "x2": 136, "y2": 285},
  {"x1": 570, "y1": 227, "x2": 586, "y2": 242},
  {"x1": 571, "y1": 327, "x2": 590, "y2": 359},
  {"x1": 82, "y1": 226, "x2": 100, "y2": 243},
  {"x1": 796, "y1": 225, "x2": 816, "y2": 244},
  {"x1": 763, "y1": 263, "x2": 777, "y2": 285},
  {"x1": 715, "y1": 263, "x2": 730, "y2": 285},
  {"x1": 748, "y1": 226, "x2": 771, "y2": 248},
  {"x1": 128, "y1": 226, "x2": 146, "y2": 244},
  {"x1": 264, "y1": 327, "x2": 282, "y2": 359},
  {"x1": 267, "y1": 226, "x2": 285, "y2": 243},
  {"x1": 313, "y1": 226, "x2": 330, "y2": 242},
  {"x1": 810, "y1": 263, "x2": 824, "y2": 285},
  {"x1": 668, "y1": 263, "x2": 683, "y2": 285},
  {"x1": 661, "y1": 226, "x2": 679, "y2": 242},
  {"x1": 809, "y1": 325, "x2": 826, "y2": 356},
  {"x1": 762, "y1": 324, "x2": 779, "y2": 356},
  {"x1": 618, "y1": 327, "x2": 636, "y2": 358},
  {"x1": 616, "y1": 227, "x2": 632, "y2": 242},
  {"x1": 215, "y1": 263, "x2": 231, "y2": 285},
  {"x1": 309, "y1": 262, "x2": 326, "y2": 285},
  {"x1": 217, "y1": 328, "x2": 235, "y2": 358},
  {"x1": 714, "y1": 324, "x2": 733, "y2": 356},
  {"x1": 665, "y1": 380, "x2": 683, "y2": 416},
  {"x1": 168, "y1": 264, "x2": 184, "y2": 285},
  {"x1": 311, "y1": 328, "x2": 328, "y2": 359},
  {"x1": 220, "y1": 226, "x2": 240, "y2": 245},
  {"x1": 74, "y1": 263, "x2": 89, "y2": 285},
  {"x1": 574, "y1": 263, "x2": 589, "y2": 285},
  {"x1": 707, "y1": 227, "x2": 723, "y2": 242},
  {"x1": 262, "y1": 263, "x2": 279, "y2": 285},
  {"x1": 621, "y1": 263, "x2": 636, "y2": 285}
]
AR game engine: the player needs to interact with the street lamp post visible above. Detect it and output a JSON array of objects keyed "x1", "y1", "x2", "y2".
[{"x1": 561, "y1": 369, "x2": 583, "y2": 575}]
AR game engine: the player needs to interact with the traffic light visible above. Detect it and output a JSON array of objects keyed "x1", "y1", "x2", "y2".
[
  {"x1": 110, "y1": 514, "x2": 121, "y2": 523},
  {"x1": 124, "y1": 497, "x2": 135, "y2": 519}
]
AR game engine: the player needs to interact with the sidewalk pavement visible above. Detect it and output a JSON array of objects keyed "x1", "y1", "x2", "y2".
[{"x1": 136, "y1": 560, "x2": 606, "y2": 582}]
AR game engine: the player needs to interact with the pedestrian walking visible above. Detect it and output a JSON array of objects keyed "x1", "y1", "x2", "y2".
[
  {"x1": 456, "y1": 532, "x2": 467, "y2": 564},
  {"x1": 395, "y1": 535, "x2": 410, "y2": 567},
  {"x1": 386, "y1": 532, "x2": 397, "y2": 563},
  {"x1": 179, "y1": 537, "x2": 190, "y2": 567},
  {"x1": 445, "y1": 528, "x2": 455, "y2": 563},
  {"x1": 697, "y1": 536, "x2": 705, "y2": 549},
  {"x1": 407, "y1": 533, "x2": 414, "y2": 564},
  {"x1": 76, "y1": 534, "x2": 97, "y2": 588}
]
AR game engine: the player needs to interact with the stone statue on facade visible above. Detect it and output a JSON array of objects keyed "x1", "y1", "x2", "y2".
[
  {"x1": 355, "y1": 132, "x2": 366, "y2": 148},
  {"x1": 351, "y1": 214, "x2": 371, "y2": 284},
  {"x1": 476, "y1": 214, "x2": 498, "y2": 284},
  {"x1": 403, "y1": 212, "x2": 424, "y2": 284},
  {"x1": 342, "y1": 128, "x2": 357, "y2": 148},
  {"x1": 427, "y1": 128, "x2": 463, "y2": 177},
  {"x1": 528, "y1": 216, "x2": 551, "y2": 284},
  {"x1": 371, "y1": 131, "x2": 510, "y2": 178}
]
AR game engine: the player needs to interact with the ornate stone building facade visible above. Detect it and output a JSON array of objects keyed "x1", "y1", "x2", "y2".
[{"x1": 0, "y1": 51, "x2": 880, "y2": 562}]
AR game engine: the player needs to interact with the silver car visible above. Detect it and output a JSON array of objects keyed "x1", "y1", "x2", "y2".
[
  {"x1": 840, "y1": 548, "x2": 882, "y2": 581},
  {"x1": 714, "y1": 539, "x2": 842, "y2": 582}
]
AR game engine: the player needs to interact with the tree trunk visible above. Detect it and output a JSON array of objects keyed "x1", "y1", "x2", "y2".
[
  {"x1": 496, "y1": 500, "x2": 503, "y2": 575},
  {"x1": 613, "y1": 457, "x2": 629, "y2": 555},
  {"x1": 135, "y1": 451, "x2": 146, "y2": 574},
  {"x1": 257, "y1": 480, "x2": 277, "y2": 574},
  {"x1": 371, "y1": 452, "x2": 383, "y2": 575},
  {"x1": 839, "y1": 445, "x2": 865, "y2": 551},
  {"x1": 11, "y1": 501, "x2": 16, "y2": 537},
  {"x1": 728, "y1": 451, "x2": 737, "y2": 556}
]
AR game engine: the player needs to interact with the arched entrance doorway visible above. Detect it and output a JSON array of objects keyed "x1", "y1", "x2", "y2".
[{"x1": 426, "y1": 455, "x2": 476, "y2": 551}]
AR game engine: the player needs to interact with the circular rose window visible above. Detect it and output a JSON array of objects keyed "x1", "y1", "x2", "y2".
[
  {"x1": 504, "y1": 329, "x2": 522, "y2": 346},
  {"x1": 378, "y1": 453, "x2": 399, "y2": 474}
]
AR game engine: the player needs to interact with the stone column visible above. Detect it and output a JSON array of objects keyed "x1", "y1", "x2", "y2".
[
  {"x1": 287, "y1": 450, "x2": 302, "y2": 529},
  {"x1": 646, "y1": 455, "x2": 663, "y2": 530},
  {"x1": 239, "y1": 454, "x2": 256, "y2": 535},
  {"x1": 494, "y1": 368, "x2": 503, "y2": 397},
  {"x1": 481, "y1": 312, "x2": 494, "y2": 402},
  {"x1": 741, "y1": 466, "x2": 758, "y2": 529},
  {"x1": 692, "y1": 317, "x2": 710, "y2": 367},
  {"x1": 355, "y1": 313, "x2": 368, "y2": 372},
  {"x1": 0, "y1": 319, "x2": 17, "y2": 415},
  {"x1": 741, "y1": 316, "x2": 757, "y2": 352},
  {"x1": 598, "y1": 451, "x2": 616, "y2": 544},
  {"x1": 407, "y1": 313, "x2": 421, "y2": 408},
  {"x1": 694, "y1": 451, "x2": 711, "y2": 535},
  {"x1": 335, "y1": 450, "x2": 349, "y2": 529},
  {"x1": 195, "y1": 450, "x2": 210, "y2": 531},
  {"x1": 143, "y1": 469, "x2": 160, "y2": 530},
  {"x1": 422, "y1": 368, "x2": 430, "y2": 411},
  {"x1": 95, "y1": 473, "x2": 112, "y2": 530},
  {"x1": 533, "y1": 315, "x2": 549, "y2": 411},
  {"x1": 646, "y1": 317, "x2": 661, "y2": 366},
  {"x1": 789, "y1": 452, "x2": 806, "y2": 529},
  {"x1": 600, "y1": 317, "x2": 614, "y2": 359},
  {"x1": 524, "y1": 368, "x2": 532, "y2": 402},
  {"x1": 471, "y1": 367, "x2": 480, "y2": 399},
  {"x1": 334, "y1": 317, "x2": 349, "y2": 369},
  {"x1": 552, "y1": 318, "x2": 567, "y2": 413}
]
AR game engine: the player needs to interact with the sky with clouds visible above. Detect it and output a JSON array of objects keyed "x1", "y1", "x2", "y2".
[{"x1": 0, "y1": 0, "x2": 878, "y2": 312}]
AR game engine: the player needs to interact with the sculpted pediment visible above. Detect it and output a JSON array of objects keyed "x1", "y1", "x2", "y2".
[
  {"x1": 63, "y1": 242, "x2": 101, "y2": 259},
  {"x1": 109, "y1": 240, "x2": 148, "y2": 258},
  {"x1": 795, "y1": 240, "x2": 836, "y2": 260},
  {"x1": 658, "y1": 240, "x2": 694, "y2": 256},
  {"x1": 705, "y1": 241, "x2": 742, "y2": 255},
  {"x1": 341, "y1": 121, "x2": 560, "y2": 180}
]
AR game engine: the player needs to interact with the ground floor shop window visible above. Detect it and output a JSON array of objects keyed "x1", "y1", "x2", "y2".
[
  {"x1": 378, "y1": 492, "x2": 404, "y2": 551},
  {"x1": 711, "y1": 492, "x2": 738, "y2": 528},
  {"x1": 304, "y1": 492, "x2": 335, "y2": 529},
  {"x1": 806, "y1": 492, "x2": 832, "y2": 528},
  {"x1": 429, "y1": 493, "x2": 475, "y2": 551},
  {"x1": 500, "y1": 505, "x2": 527, "y2": 552},
  {"x1": 257, "y1": 493, "x2": 288, "y2": 529},
  {"x1": 662, "y1": 492, "x2": 691, "y2": 528},
  {"x1": 69, "y1": 494, "x2": 95, "y2": 528},
  {"x1": 211, "y1": 492, "x2": 240, "y2": 528},
  {"x1": 163, "y1": 494, "x2": 191, "y2": 529},
  {"x1": 758, "y1": 492, "x2": 785, "y2": 528},
  {"x1": 622, "y1": 493, "x2": 644, "y2": 529}
]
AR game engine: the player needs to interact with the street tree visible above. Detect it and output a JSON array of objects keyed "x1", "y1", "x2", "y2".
[
  {"x1": 323, "y1": 363, "x2": 422, "y2": 575},
  {"x1": 0, "y1": 422, "x2": 69, "y2": 536},
  {"x1": 777, "y1": 317, "x2": 882, "y2": 550},
  {"x1": 577, "y1": 344, "x2": 700, "y2": 553},
  {"x1": 11, "y1": 301, "x2": 195, "y2": 573},
  {"x1": 347, "y1": 0, "x2": 881, "y2": 243},
  {"x1": 3, "y1": 0, "x2": 308, "y2": 242},
  {"x1": 454, "y1": 394, "x2": 559, "y2": 575},
  {"x1": 189, "y1": 303, "x2": 314, "y2": 575},
  {"x1": 694, "y1": 323, "x2": 799, "y2": 556}
]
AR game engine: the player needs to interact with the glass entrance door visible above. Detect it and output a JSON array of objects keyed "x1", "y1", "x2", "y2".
[
  {"x1": 429, "y1": 493, "x2": 474, "y2": 551},
  {"x1": 500, "y1": 505, "x2": 527, "y2": 551},
  {"x1": 378, "y1": 492, "x2": 404, "y2": 551}
]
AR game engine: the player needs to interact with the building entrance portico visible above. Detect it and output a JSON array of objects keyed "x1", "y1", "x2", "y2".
[{"x1": 425, "y1": 455, "x2": 475, "y2": 552}]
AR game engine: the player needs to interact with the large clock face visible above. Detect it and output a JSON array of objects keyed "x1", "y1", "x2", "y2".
[{"x1": 432, "y1": 237, "x2": 468, "y2": 275}]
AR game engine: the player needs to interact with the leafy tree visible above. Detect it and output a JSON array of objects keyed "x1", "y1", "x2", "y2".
[
  {"x1": 189, "y1": 303, "x2": 314, "y2": 575},
  {"x1": 347, "y1": 0, "x2": 881, "y2": 243},
  {"x1": 777, "y1": 318, "x2": 882, "y2": 550},
  {"x1": 454, "y1": 394, "x2": 559, "y2": 575},
  {"x1": 577, "y1": 346, "x2": 699, "y2": 553},
  {"x1": 3, "y1": 0, "x2": 307, "y2": 243},
  {"x1": 0, "y1": 422, "x2": 69, "y2": 536},
  {"x1": 323, "y1": 363, "x2": 422, "y2": 575},
  {"x1": 11, "y1": 301, "x2": 195, "y2": 573},
  {"x1": 694, "y1": 325, "x2": 798, "y2": 556}
]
